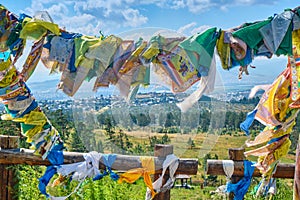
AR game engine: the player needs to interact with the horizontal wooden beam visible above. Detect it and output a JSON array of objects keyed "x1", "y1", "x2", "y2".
[
  {"x1": 0, "y1": 148, "x2": 198, "y2": 175},
  {"x1": 207, "y1": 159, "x2": 295, "y2": 179}
]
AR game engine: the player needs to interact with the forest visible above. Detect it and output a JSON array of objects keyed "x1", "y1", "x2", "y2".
[{"x1": 0, "y1": 96, "x2": 297, "y2": 199}]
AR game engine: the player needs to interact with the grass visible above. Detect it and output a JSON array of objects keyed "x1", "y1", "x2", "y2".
[
  {"x1": 171, "y1": 186, "x2": 216, "y2": 200},
  {"x1": 93, "y1": 128, "x2": 296, "y2": 199},
  {"x1": 16, "y1": 128, "x2": 296, "y2": 199}
]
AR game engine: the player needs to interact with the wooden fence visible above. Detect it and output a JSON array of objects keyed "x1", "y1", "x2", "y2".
[
  {"x1": 0, "y1": 135, "x2": 198, "y2": 200},
  {"x1": 206, "y1": 148, "x2": 298, "y2": 199}
]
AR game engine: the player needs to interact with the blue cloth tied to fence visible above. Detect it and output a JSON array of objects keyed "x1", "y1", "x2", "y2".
[
  {"x1": 226, "y1": 160, "x2": 255, "y2": 200},
  {"x1": 93, "y1": 154, "x2": 119, "y2": 181},
  {"x1": 38, "y1": 143, "x2": 64, "y2": 198}
]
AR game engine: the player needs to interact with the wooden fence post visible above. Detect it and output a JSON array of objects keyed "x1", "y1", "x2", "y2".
[
  {"x1": 153, "y1": 144, "x2": 173, "y2": 200},
  {"x1": 0, "y1": 135, "x2": 19, "y2": 200},
  {"x1": 228, "y1": 148, "x2": 245, "y2": 200},
  {"x1": 0, "y1": 141, "x2": 198, "y2": 200}
]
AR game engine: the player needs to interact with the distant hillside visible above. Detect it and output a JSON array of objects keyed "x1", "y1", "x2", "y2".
[
  {"x1": 24, "y1": 75, "x2": 266, "y2": 102},
  {"x1": 26, "y1": 79, "x2": 70, "y2": 100}
]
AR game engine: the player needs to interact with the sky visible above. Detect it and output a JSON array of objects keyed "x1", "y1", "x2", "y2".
[{"x1": 1, "y1": 0, "x2": 299, "y2": 86}]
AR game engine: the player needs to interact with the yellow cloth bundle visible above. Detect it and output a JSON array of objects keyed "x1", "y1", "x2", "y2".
[
  {"x1": 118, "y1": 157, "x2": 156, "y2": 198},
  {"x1": 20, "y1": 17, "x2": 60, "y2": 41}
]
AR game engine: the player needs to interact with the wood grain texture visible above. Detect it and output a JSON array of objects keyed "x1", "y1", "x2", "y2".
[
  {"x1": 207, "y1": 159, "x2": 295, "y2": 179},
  {"x1": 0, "y1": 148, "x2": 198, "y2": 175}
]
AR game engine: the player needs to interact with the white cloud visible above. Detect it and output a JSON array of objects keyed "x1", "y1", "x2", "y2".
[
  {"x1": 191, "y1": 25, "x2": 211, "y2": 35},
  {"x1": 186, "y1": 0, "x2": 212, "y2": 13},
  {"x1": 177, "y1": 23, "x2": 210, "y2": 35},
  {"x1": 22, "y1": 0, "x2": 279, "y2": 36},
  {"x1": 73, "y1": 0, "x2": 149, "y2": 32},
  {"x1": 185, "y1": 0, "x2": 278, "y2": 13},
  {"x1": 119, "y1": 29, "x2": 156, "y2": 40},
  {"x1": 75, "y1": 23, "x2": 104, "y2": 36},
  {"x1": 177, "y1": 22, "x2": 197, "y2": 34},
  {"x1": 25, "y1": 0, "x2": 45, "y2": 14},
  {"x1": 22, "y1": 0, "x2": 150, "y2": 35},
  {"x1": 122, "y1": 9, "x2": 148, "y2": 27},
  {"x1": 150, "y1": 0, "x2": 186, "y2": 9},
  {"x1": 58, "y1": 14, "x2": 99, "y2": 35},
  {"x1": 220, "y1": 5, "x2": 229, "y2": 12},
  {"x1": 46, "y1": 3, "x2": 69, "y2": 19},
  {"x1": 171, "y1": 0, "x2": 186, "y2": 9}
]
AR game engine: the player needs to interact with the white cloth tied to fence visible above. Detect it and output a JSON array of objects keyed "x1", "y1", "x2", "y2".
[
  {"x1": 222, "y1": 160, "x2": 234, "y2": 179},
  {"x1": 51, "y1": 151, "x2": 102, "y2": 200},
  {"x1": 57, "y1": 151, "x2": 101, "y2": 181},
  {"x1": 145, "y1": 154, "x2": 179, "y2": 200}
]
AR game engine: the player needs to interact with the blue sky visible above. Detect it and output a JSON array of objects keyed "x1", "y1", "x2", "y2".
[
  {"x1": 3, "y1": 0, "x2": 299, "y2": 36},
  {"x1": 1, "y1": 0, "x2": 299, "y2": 85}
]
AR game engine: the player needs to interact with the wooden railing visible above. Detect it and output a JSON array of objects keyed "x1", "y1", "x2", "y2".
[
  {"x1": 206, "y1": 148, "x2": 297, "y2": 200},
  {"x1": 0, "y1": 135, "x2": 198, "y2": 200}
]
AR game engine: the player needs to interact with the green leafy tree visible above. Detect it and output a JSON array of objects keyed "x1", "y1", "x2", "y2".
[
  {"x1": 0, "y1": 119, "x2": 20, "y2": 135},
  {"x1": 136, "y1": 113, "x2": 151, "y2": 127},
  {"x1": 66, "y1": 131, "x2": 86, "y2": 152},
  {"x1": 46, "y1": 109, "x2": 71, "y2": 141},
  {"x1": 129, "y1": 112, "x2": 137, "y2": 125},
  {"x1": 125, "y1": 134, "x2": 133, "y2": 151},
  {"x1": 161, "y1": 133, "x2": 171, "y2": 144},
  {"x1": 165, "y1": 112, "x2": 175, "y2": 127},
  {"x1": 187, "y1": 137, "x2": 195, "y2": 149},
  {"x1": 199, "y1": 109, "x2": 210, "y2": 132},
  {"x1": 132, "y1": 143, "x2": 145, "y2": 154},
  {"x1": 148, "y1": 134, "x2": 171, "y2": 152}
]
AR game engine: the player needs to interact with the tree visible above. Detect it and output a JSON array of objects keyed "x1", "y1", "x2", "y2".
[
  {"x1": 149, "y1": 136, "x2": 159, "y2": 149},
  {"x1": 132, "y1": 144, "x2": 145, "y2": 154},
  {"x1": 46, "y1": 109, "x2": 70, "y2": 141},
  {"x1": 66, "y1": 131, "x2": 86, "y2": 152},
  {"x1": 199, "y1": 109, "x2": 210, "y2": 132},
  {"x1": 74, "y1": 121, "x2": 96, "y2": 151},
  {"x1": 161, "y1": 133, "x2": 171, "y2": 144},
  {"x1": 104, "y1": 127, "x2": 134, "y2": 154},
  {"x1": 104, "y1": 118, "x2": 115, "y2": 140},
  {"x1": 187, "y1": 137, "x2": 195, "y2": 149},
  {"x1": 165, "y1": 112, "x2": 175, "y2": 127},
  {"x1": 136, "y1": 113, "x2": 151, "y2": 127},
  {"x1": 129, "y1": 113, "x2": 137, "y2": 125},
  {"x1": 0, "y1": 120, "x2": 20, "y2": 135},
  {"x1": 125, "y1": 134, "x2": 133, "y2": 151},
  {"x1": 148, "y1": 134, "x2": 171, "y2": 152}
]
